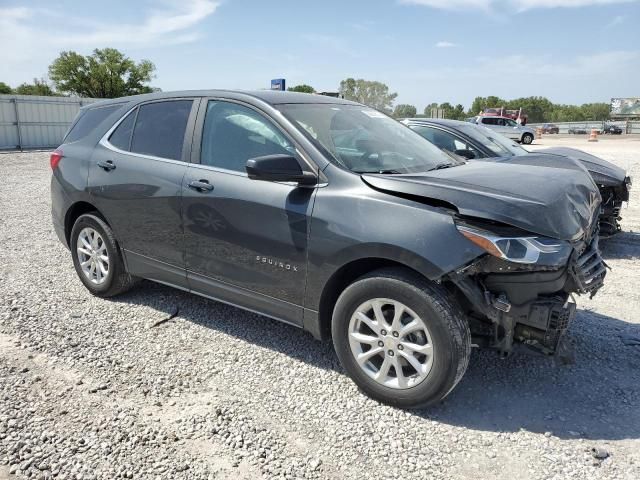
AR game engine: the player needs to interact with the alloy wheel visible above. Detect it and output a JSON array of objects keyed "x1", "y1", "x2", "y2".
[
  {"x1": 348, "y1": 298, "x2": 434, "y2": 389},
  {"x1": 76, "y1": 227, "x2": 109, "y2": 285}
]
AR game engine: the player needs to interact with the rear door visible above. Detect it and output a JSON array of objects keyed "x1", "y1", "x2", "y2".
[
  {"x1": 88, "y1": 98, "x2": 198, "y2": 287},
  {"x1": 182, "y1": 98, "x2": 317, "y2": 325}
]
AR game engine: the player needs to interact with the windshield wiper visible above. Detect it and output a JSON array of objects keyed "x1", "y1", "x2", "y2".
[
  {"x1": 426, "y1": 163, "x2": 455, "y2": 172},
  {"x1": 354, "y1": 169, "x2": 403, "y2": 174}
]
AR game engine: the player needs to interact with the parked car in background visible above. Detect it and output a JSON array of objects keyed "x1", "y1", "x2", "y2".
[
  {"x1": 568, "y1": 126, "x2": 588, "y2": 134},
  {"x1": 471, "y1": 115, "x2": 536, "y2": 144},
  {"x1": 541, "y1": 123, "x2": 560, "y2": 134},
  {"x1": 403, "y1": 118, "x2": 632, "y2": 237},
  {"x1": 51, "y1": 90, "x2": 607, "y2": 408},
  {"x1": 604, "y1": 124, "x2": 623, "y2": 135}
]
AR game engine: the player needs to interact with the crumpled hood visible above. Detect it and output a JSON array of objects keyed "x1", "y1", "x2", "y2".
[
  {"x1": 535, "y1": 147, "x2": 627, "y2": 186},
  {"x1": 362, "y1": 159, "x2": 601, "y2": 241}
]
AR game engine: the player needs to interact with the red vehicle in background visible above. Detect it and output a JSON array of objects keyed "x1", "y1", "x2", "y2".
[{"x1": 482, "y1": 107, "x2": 528, "y2": 126}]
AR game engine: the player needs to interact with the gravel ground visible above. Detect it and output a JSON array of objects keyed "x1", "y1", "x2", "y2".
[{"x1": 1, "y1": 136, "x2": 639, "y2": 480}]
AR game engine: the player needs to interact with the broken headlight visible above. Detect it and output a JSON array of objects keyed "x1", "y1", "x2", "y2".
[{"x1": 456, "y1": 224, "x2": 572, "y2": 265}]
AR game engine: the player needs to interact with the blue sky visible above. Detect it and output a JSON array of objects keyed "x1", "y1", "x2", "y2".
[{"x1": 1, "y1": 0, "x2": 638, "y2": 111}]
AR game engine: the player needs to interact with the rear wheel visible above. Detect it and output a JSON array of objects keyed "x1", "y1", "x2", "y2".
[
  {"x1": 332, "y1": 268, "x2": 471, "y2": 408},
  {"x1": 70, "y1": 213, "x2": 135, "y2": 297},
  {"x1": 522, "y1": 133, "x2": 534, "y2": 145}
]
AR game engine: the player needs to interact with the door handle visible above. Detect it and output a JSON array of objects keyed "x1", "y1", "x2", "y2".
[
  {"x1": 97, "y1": 160, "x2": 116, "y2": 171},
  {"x1": 188, "y1": 179, "x2": 214, "y2": 192}
]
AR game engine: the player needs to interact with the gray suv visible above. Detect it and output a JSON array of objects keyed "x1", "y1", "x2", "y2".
[
  {"x1": 474, "y1": 116, "x2": 536, "y2": 144},
  {"x1": 51, "y1": 91, "x2": 606, "y2": 408}
]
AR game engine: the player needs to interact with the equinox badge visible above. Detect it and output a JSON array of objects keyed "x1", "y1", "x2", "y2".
[{"x1": 256, "y1": 255, "x2": 298, "y2": 272}]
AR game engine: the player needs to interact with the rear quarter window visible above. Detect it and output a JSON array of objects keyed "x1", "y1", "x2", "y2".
[
  {"x1": 63, "y1": 105, "x2": 121, "y2": 144},
  {"x1": 130, "y1": 100, "x2": 193, "y2": 160}
]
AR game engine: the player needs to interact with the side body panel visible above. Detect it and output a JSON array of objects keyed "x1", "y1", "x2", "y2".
[
  {"x1": 304, "y1": 166, "x2": 485, "y2": 313},
  {"x1": 85, "y1": 99, "x2": 200, "y2": 287},
  {"x1": 182, "y1": 166, "x2": 316, "y2": 325},
  {"x1": 181, "y1": 96, "x2": 325, "y2": 326}
]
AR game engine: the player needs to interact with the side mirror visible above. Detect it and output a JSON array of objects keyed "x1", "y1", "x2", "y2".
[
  {"x1": 246, "y1": 154, "x2": 317, "y2": 185},
  {"x1": 454, "y1": 149, "x2": 476, "y2": 160}
]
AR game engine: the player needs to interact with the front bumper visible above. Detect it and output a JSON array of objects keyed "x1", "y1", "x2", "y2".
[{"x1": 449, "y1": 233, "x2": 606, "y2": 357}]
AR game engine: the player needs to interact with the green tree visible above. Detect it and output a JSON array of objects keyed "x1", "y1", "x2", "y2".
[
  {"x1": 49, "y1": 48, "x2": 155, "y2": 98},
  {"x1": 393, "y1": 104, "x2": 417, "y2": 118},
  {"x1": 580, "y1": 103, "x2": 610, "y2": 121},
  {"x1": 0, "y1": 82, "x2": 12, "y2": 94},
  {"x1": 339, "y1": 78, "x2": 398, "y2": 113},
  {"x1": 14, "y1": 78, "x2": 56, "y2": 96},
  {"x1": 423, "y1": 102, "x2": 439, "y2": 116},
  {"x1": 287, "y1": 84, "x2": 315, "y2": 93}
]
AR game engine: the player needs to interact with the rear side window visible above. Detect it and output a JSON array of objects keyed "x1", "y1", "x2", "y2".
[
  {"x1": 108, "y1": 110, "x2": 136, "y2": 151},
  {"x1": 63, "y1": 105, "x2": 120, "y2": 144},
  {"x1": 481, "y1": 117, "x2": 497, "y2": 125},
  {"x1": 130, "y1": 100, "x2": 193, "y2": 160}
]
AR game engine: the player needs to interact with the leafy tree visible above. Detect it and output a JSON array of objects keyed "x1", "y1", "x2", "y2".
[
  {"x1": 287, "y1": 84, "x2": 315, "y2": 94},
  {"x1": 49, "y1": 48, "x2": 155, "y2": 98},
  {"x1": 339, "y1": 78, "x2": 398, "y2": 113},
  {"x1": 423, "y1": 102, "x2": 439, "y2": 116},
  {"x1": 393, "y1": 104, "x2": 417, "y2": 118},
  {"x1": 14, "y1": 78, "x2": 56, "y2": 96},
  {"x1": 437, "y1": 102, "x2": 465, "y2": 120},
  {"x1": 0, "y1": 82, "x2": 12, "y2": 94}
]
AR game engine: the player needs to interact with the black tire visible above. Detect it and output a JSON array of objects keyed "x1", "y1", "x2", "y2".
[
  {"x1": 522, "y1": 133, "x2": 534, "y2": 145},
  {"x1": 331, "y1": 268, "x2": 471, "y2": 409},
  {"x1": 70, "y1": 213, "x2": 135, "y2": 298}
]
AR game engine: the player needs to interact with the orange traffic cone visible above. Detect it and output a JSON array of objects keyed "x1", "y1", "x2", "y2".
[
  {"x1": 536, "y1": 127, "x2": 543, "y2": 139},
  {"x1": 588, "y1": 129, "x2": 598, "y2": 142}
]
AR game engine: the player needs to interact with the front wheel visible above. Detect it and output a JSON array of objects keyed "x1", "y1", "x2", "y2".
[
  {"x1": 522, "y1": 133, "x2": 534, "y2": 145},
  {"x1": 332, "y1": 268, "x2": 471, "y2": 408}
]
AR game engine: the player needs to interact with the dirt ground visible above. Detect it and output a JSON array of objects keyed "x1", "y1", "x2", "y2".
[{"x1": 0, "y1": 135, "x2": 639, "y2": 480}]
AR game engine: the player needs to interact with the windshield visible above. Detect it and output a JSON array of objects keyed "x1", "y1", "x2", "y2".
[
  {"x1": 457, "y1": 124, "x2": 528, "y2": 157},
  {"x1": 276, "y1": 104, "x2": 456, "y2": 174}
]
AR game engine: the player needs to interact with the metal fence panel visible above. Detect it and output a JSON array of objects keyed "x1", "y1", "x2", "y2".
[{"x1": 0, "y1": 94, "x2": 100, "y2": 150}]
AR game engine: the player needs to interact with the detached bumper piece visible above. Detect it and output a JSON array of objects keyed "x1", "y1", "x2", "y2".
[{"x1": 569, "y1": 239, "x2": 607, "y2": 297}]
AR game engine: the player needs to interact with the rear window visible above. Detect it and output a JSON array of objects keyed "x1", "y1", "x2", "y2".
[
  {"x1": 63, "y1": 105, "x2": 121, "y2": 144},
  {"x1": 130, "y1": 101, "x2": 193, "y2": 160}
]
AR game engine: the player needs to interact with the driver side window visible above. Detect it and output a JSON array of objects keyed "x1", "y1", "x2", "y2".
[{"x1": 200, "y1": 101, "x2": 295, "y2": 172}]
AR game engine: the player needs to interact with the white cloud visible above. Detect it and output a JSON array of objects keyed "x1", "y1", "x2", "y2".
[
  {"x1": 514, "y1": 0, "x2": 635, "y2": 9},
  {"x1": 0, "y1": 1, "x2": 218, "y2": 86},
  {"x1": 400, "y1": 0, "x2": 637, "y2": 11},
  {"x1": 436, "y1": 41, "x2": 457, "y2": 48},
  {"x1": 399, "y1": 0, "x2": 491, "y2": 10}
]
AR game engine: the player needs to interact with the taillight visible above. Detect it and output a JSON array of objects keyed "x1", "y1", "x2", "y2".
[{"x1": 50, "y1": 149, "x2": 63, "y2": 170}]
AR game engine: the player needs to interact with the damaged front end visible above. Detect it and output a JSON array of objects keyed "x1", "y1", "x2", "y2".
[
  {"x1": 446, "y1": 217, "x2": 606, "y2": 360},
  {"x1": 599, "y1": 175, "x2": 632, "y2": 237}
]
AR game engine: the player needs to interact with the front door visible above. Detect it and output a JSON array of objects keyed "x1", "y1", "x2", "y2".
[
  {"x1": 88, "y1": 99, "x2": 197, "y2": 286},
  {"x1": 182, "y1": 99, "x2": 316, "y2": 325}
]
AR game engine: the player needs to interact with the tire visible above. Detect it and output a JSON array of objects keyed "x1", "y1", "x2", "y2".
[
  {"x1": 331, "y1": 268, "x2": 471, "y2": 408},
  {"x1": 70, "y1": 213, "x2": 135, "y2": 297},
  {"x1": 522, "y1": 133, "x2": 534, "y2": 145}
]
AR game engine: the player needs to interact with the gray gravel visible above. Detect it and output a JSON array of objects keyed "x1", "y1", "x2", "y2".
[{"x1": 1, "y1": 137, "x2": 640, "y2": 480}]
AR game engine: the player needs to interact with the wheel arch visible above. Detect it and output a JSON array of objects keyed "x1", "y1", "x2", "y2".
[
  {"x1": 64, "y1": 201, "x2": 109, "y2": 247},
  {"x1": 314, "y1": 257, "x2": 431, "y2": 341}
]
